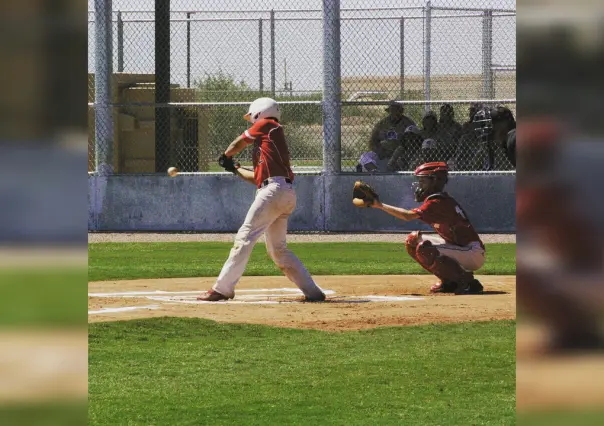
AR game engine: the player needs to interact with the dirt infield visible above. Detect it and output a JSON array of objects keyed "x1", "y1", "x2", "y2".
[{"x1": 89, "y1": 274, "x2": 515, "y2": 330}]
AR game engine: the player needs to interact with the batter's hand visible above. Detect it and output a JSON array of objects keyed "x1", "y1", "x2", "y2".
[{"x1": 218, "y1": 154, "x2": 240, "y2": 174}]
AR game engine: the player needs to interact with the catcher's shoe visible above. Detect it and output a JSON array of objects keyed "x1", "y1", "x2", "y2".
[
  {"x1": 302, "y1": 292, "x2": 326, "y2": 302},
  {"x1": 196, "y1": 290, "x2": 230, "y2": 302},
  {"x1": 430, "y1": 280, "x2": 458, "y2": 293},
  {"x1": 455, "y1": 279, "x2": 484, "y2": 295},
  {"x1": 468, "y1": 279, "x2": 484, "y2": 294}
]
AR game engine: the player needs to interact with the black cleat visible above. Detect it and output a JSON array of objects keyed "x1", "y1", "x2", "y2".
[
  {"x1": 455, "y1": 279, "x2": 483, "y2": 295},
  {"x1": 303, "y1": 292, "x2": 326, "y2": 302},
  {"x1": 468, "y1": 279, "x2": 484, "y2": 294}
]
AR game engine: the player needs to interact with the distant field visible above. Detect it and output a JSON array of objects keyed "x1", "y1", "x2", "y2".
[{"x1": 342, "y1": 73, "x2": 517, "y2": 105}]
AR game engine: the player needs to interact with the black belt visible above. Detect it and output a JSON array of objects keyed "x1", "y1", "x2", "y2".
[{"x1": 260, "y1": 177, "x2": 292, "y2": 188}]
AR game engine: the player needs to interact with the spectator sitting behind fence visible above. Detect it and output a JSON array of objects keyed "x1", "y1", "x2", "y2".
[
  {"x1": 409, "y1": 138, "x2": 445, "y2": 170},
  {"x1": 473, "y1": 105, "x2": 517, "y2": 169},
  {"x1": 462, "y1": 102, "x2": 484, "y2": 134},
  {"x1": 453, "y1": 103, "x2": 485, "y2": 171},
  {"x1": 438, "y1": 103, "x2": 463, "y2": 160},
  {"x1": 357, "y1": 143, "x2": 388, "y2": 173},
  {"x1": 420, "y1": 110, "x2": 439, "y2": 141},
  {"x1": 369, "y1": 100, "x2": 416, "y2": 158},
  {"x1": 489, "y1": 105, "x2": 516, "y2": 168},
  {"x1": 387, "y1": 125, "x2": 423, "y2": 171}
]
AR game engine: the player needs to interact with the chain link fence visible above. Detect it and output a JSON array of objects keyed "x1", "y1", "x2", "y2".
[{"x1": 88, "y1": 0, "x2": 516, "y2": 174}]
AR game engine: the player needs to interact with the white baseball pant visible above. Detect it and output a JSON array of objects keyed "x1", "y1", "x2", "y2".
[
  {"x1": 419, "y1": 234, "x2": 486, "y2": 271},
  {"x1": 212, "y1": 176, "x2": 324, "y2": 299}
]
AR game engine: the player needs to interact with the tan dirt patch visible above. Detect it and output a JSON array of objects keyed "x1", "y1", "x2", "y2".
[{"x1": 89, "y1": 275, "x2": 515, "y2": 331}]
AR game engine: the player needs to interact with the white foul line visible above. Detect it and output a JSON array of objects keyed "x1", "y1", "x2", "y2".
[
  {"x1": 88, "y1": 289, "x2": 425, "y2": 312},
  {"x1": 88, "y1": 305, "x2": 161, "y2": 315},
  {"x1": 89, "y1": 289, "x2": 336, "y2": 298}
]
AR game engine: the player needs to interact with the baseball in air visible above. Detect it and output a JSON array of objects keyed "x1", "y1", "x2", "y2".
[{"x1": 167, "y1": 167, "x2": 179, "y2": 177}]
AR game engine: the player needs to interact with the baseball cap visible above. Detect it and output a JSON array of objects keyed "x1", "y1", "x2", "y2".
[
  {"x1": 404, "y1": 125, "x2": 421, "y2": 135},
  {"x1": 422, "y1": 138, "x2": 438, "y2": 150},
  {"x1": 359, "y1": 151, "x2": 379, "y2": 167}
]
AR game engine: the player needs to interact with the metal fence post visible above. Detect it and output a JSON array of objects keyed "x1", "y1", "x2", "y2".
[
  {"x1": 259, "y1": 19, "x2": 263, "y2": 93},
  {"x1": 322, "y1": 0, "x2": 341, "y2": 175},
  {"x1": 270, "y1": 9, "x2": 275, "y2": 97},
  {"x1": 424, "y1": 0, "x2": 432, "y2": 113},
  {"x1": 399, "y1": 17, "x2": 405, "y2": 99},
  {"x1": 155, "y1": 0, "x2": 171, "y2": 173},
  {"x1": 187, "y1": 12, "x2": 191, "y2": 88},
  {"x1": 482, "y1": 9, "x2": 494, "y2": 99},
  {"x1": 117, "y1": 10, "x2": 124, "y2": 72},
  {"x1": 94, "y1": 0, "x2": 114, "y2": 175}
]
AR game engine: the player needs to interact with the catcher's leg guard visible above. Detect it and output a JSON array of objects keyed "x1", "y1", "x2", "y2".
[
  {"x1": 416, "y1": 240, "x2": 475, "y2": 294},
  {"x1": 405, "y1": 232, "x2": 420, "y2": 256},
  {"x1": 405, "y1": 232, "x2": 433, "y2": 274}
]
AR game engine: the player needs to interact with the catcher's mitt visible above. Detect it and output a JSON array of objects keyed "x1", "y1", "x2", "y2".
[
  {"x1": 352, "y1": 181, "x2": 379, "y2": 208},
  {"x1": 218, "y1": 154, "x2": 239, "y2": 174}
]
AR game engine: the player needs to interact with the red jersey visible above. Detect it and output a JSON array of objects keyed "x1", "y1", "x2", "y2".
[
  {"x1": 241, "y1": 118, "x2": 295, "y2": 188},
  {"x1": 412, "y1": 193, "x2": 483, "y2": 247}
]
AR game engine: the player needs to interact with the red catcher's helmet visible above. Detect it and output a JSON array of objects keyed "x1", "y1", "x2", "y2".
[
  {"x1": 414, "y1": 161, "x2": 449, "y2": 177},
  {"x1": 412, "y1": 162, "x2": 449, "y2": 202}
]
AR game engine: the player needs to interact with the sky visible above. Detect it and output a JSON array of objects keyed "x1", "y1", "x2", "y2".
[{"x1": 88, "y1": 0, "x2": 516, "y2": 93}]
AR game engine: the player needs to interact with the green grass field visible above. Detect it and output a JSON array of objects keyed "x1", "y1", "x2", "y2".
[
  {"x1": 89, "y1": 318, "x2": 515, "y2": 426},
  {"x1": 88, "y1": 242, "x2": 515, "y2": 282},
  {"x1": 89, "y1": 242, "x2": 516, "y2": 425}
]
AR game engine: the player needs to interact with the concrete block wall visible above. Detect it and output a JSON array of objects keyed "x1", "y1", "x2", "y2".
[{"x1": 89, "y1": 174, "x2": 516, "y2": 233}]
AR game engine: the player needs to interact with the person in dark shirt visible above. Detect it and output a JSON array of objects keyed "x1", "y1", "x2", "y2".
[
  {"x1": 438, "y1": 103, "x2": 463, "y2": 161},
  {"x1": 387, "y1": 125, "x2": 423, "y2": 171},
  {"x1": 473, "y1": 105, "x2": 517, "y2": 169},
  {"x1": 454, "y1": 103, "x2": 485, "y2": 171},
  {"x1": 369, "y1": 101, "x2": 416, "y2": 158}
]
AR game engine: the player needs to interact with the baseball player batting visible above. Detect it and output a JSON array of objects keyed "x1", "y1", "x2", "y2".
[
  {"x1": 197, "y1": 97, "x2": 326, "y2": 302},
  {"x1": 353, "y1": 162, "x2": 485, "y2": 294}
]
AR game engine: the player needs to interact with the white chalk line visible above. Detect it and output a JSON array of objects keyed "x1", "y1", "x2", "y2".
[
  {"x1": 89, "y1": 288, "x2": 424, "y2": 311},
  {"x1": 88, "y1": 305, "x2": 161, "y2": 315},
  {"x1": 89, "y1": 288, "x2": 335, "y2": 297},
  {"x1": 153, "y1": 295, "x2": 423, "y2": 305}
]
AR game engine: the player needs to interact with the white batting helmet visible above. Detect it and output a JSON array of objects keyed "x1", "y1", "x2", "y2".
[{"x1": 244, "y1": 97, "x2": 281, "y2": 123}]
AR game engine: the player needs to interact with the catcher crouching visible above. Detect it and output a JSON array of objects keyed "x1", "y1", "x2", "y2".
[{"x1": 353, "y1": 161, "x2": 485, "y2": 295}]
